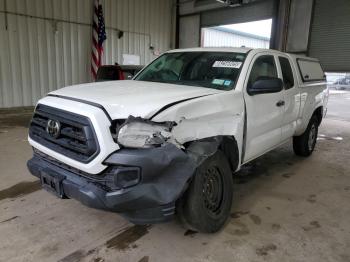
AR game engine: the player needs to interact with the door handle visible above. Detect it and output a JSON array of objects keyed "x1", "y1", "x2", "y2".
[{"x1": 276, "y1": 100, "x2": 285, "y2": 107}]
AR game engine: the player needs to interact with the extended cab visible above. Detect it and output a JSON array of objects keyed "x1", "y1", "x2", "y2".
[{"x1": 27, "y1": 48, "x2": 328, "y2": 233}]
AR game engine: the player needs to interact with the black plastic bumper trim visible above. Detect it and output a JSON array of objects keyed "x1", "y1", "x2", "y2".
[{"x1": 27, "y1": 144, "x2": 196, "y2": 224}]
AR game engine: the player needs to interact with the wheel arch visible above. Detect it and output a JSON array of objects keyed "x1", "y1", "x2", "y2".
[
  {"x1": 185, "y1": 135, "x2": 240, "y2": 174},
  {"x1": 219, "y1": 136, "x2": 240, "y2": 173},
  {"x1": 313, "y1": 106, "x2": 323, "y2": 126}
]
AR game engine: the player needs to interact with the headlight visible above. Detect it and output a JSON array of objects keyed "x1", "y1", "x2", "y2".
[{"x1": 117, "y1": 118, "x2": 172, "y2": 148}]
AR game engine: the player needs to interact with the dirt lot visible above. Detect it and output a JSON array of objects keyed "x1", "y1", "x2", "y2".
[{"x1": 0, "y1": 92, "x2": 349, "y2": 262}]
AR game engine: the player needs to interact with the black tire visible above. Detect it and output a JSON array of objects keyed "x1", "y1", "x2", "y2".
[
  {"x1": 293, "y1": 115, "x2": 319, "y2": 157},
  {"x1": 176, "y1": 150, "x2": 233, "y2": 233}
]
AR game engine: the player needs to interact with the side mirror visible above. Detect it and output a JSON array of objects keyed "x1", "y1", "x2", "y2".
[{"x1": 248, "y1": 77, "x2": 283, "y2": 95}]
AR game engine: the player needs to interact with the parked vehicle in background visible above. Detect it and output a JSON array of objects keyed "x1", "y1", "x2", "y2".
[
  {"x1": 333, "y1": 76, "x2": 350, "y2": 90},
  {"x1": 27, "y1": 48, "x2": 328, "y2": 233},
  {"x1": 96, "y1": 64, "x2": 144, "y2": 81},
  {"x1": 326, "y1": 73, "x2": 350, "y2": 90}
]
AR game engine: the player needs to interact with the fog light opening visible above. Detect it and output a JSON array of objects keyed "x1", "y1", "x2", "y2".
[{"x1": 113, "y1": 167, "x2": 141, "y2": 189}]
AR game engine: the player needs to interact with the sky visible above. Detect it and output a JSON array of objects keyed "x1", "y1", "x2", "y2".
[{"x1": 221, "y1": 19, "x2": 272, "y2": 38}]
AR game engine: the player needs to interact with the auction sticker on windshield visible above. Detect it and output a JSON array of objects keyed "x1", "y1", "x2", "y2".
[
  {"x1": 212, "y1": 61, "x2": 242, "y2": 68},
  {"x1": 212, "y1": 79, "x2": 225, "y2": 85}
]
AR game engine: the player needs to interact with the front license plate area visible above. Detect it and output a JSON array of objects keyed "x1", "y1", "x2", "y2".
[{"x1": 40, "y1": 171, "x2": 65, "y2": 198}]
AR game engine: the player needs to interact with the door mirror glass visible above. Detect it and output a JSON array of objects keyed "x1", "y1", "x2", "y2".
[{"x1": 248, "y1": 77, "x2": 283, "y2": 95}]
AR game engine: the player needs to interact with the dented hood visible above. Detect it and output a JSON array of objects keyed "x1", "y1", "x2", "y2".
[{"x1": 49, "y1": 80, "x2": 221, "y2": 119}]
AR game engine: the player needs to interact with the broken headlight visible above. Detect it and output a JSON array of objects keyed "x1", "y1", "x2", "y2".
[{"x1": 117, "y1": 117, "x2": 172, "y2": 148}]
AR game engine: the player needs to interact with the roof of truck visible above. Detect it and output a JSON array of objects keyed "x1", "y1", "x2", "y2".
[
  {"x1": 167, "y1": 47, "x2": 320, "y2": 62},
  {"x1": 167, "y1": 47, "x2": 253, "y2": 53}
]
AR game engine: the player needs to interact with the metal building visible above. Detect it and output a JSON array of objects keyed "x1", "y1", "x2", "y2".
[
  {"x1": 201, "y1": 27, "x2": 270, "y2": 49},
  {"x1": 1, "y1": 0, "x2": 350, "y2": 109},
  {"x1": 0, "y1": 0, "x2": 175, "y2": 108}
]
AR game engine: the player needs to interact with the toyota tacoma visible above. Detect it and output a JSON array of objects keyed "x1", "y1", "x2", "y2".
[{"x1": 27, "y1": 48, "x2": 328, "y2": 233}]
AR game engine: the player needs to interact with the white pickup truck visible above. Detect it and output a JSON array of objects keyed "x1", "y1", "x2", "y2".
[{"x1": 27, "y1": 48, "x2": 328, "y2": 233}]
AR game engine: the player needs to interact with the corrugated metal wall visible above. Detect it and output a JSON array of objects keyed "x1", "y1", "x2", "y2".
[
  {"x1": 202, "y1": 28, "x2": 270, "y2": 49},
  {"x1": 308, "y1": 0, "x2": 350, "y2": 72},
  {"x1": 0, "y1": 0, "x2": 174, "y2": 108}
]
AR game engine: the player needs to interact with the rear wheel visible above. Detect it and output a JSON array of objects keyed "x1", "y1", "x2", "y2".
[
  {"x1": 177, "y1": 150, "x2": 233, "y2": 233},
  {"x1": 293, "y1": 115, "x2": 319, "y2": 157}
]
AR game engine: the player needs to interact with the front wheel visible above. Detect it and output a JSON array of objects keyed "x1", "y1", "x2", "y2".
[
  {"x1": 293, "y1": 115, "x2": 319, "y2": 157},
  {"x1": 177, "y1": 150, "x2": 233, "y2": 233}
]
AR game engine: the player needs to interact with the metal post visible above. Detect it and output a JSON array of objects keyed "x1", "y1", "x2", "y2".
[{"x1": 4, "y1": 0, "x2": 8, "y2": 30}]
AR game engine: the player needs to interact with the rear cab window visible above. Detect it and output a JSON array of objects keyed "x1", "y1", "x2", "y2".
[
  {"x1": 297, "y1": 59, "x2": 325, "y2": 82},
  {"x1": 278, "y1": 56, "x2": 295, "y2": 89}
]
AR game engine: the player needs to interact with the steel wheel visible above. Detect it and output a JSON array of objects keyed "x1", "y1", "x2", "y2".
[
  {"x1": 202, "y1": 166, "x2": 224, "y2": 217},
  {"x1": 293, "y1": 115, "x2": 319, "y2": 157},
  {"x1": 308, "y1": 124, "x2": 317, "y2": 151},
  {"x1": 176, "y1": 150, "x2": 233, "y2": 233}
]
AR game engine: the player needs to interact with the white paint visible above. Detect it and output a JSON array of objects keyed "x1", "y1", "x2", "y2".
[
  {"x1": 168, "y1": 47, "x2": 251, "y2": 54},
  {"x1": 49, "y1": 80, "x2": 222, "y2": 120},
  {"x1": 277, "y1": 54, "x2": 301, "y2": 141},
  {"x1": 297, "y1": 59, "x2": 325, "y2": 81},
  {"x1": 153, "y1": 90, "x2": 245, "y2": 168},
  {"x1": 28, "y1": 96, "x2": 119, "y2": 174},
  {"x1": 29, "y1": 47, "x2": 328, "y2": 173},
  {"x1": 242, "y1": 52, "x2": 285, "y2": 161}
]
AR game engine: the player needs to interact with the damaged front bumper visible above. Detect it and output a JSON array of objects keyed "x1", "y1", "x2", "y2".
[{"x1": 27, "y1": 144, "x2": 196, "y2": 224}]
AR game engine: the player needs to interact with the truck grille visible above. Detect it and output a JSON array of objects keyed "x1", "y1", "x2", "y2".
[{"x1": 29, "y1": 104, "x2": 99, "y2": 163}]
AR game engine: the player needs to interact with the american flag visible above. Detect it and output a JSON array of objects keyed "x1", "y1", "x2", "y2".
[{"x1": 91, "y1": 0, "x2": 107, "y2": 80}]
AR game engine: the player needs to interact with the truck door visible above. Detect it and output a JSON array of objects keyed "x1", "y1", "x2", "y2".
[
  {"x1": 277, "y1": 55, "x2": 300, "y2": 141},
  {"x1": 243, "y1": 53, "x2": 284, "y2": 162}
]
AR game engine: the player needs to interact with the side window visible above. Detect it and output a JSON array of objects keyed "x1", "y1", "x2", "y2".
[
  {"x1": 279, "y1": 57, "x2": 294, "y2": 89},
  {"x1": 248, "y1": 55, "x2": 277, "y2": 88}
]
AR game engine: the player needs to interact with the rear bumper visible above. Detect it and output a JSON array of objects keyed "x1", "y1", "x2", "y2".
[{"x1": 27, "y1": 144, "x2": 196, "y2": 224}]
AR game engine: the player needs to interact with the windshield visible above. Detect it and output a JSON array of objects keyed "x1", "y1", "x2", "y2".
[{"x1": 135, "y1": 52, "x2": 246, "y2": 90}]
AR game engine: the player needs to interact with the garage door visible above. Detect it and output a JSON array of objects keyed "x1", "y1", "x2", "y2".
[
  {"x1": 201, "y1": 0, "x2": 275, "y2": 27},
  {"x1": 308, "y1": 0, "x2": 350, "y2": 72}
]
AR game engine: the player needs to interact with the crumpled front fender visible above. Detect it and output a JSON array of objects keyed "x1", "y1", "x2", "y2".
[{"x1": 152, "y1": 91, "x2": 245, "y2": 164}]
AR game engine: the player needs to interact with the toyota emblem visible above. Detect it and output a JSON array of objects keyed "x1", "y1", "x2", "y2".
[{"x1": 46, "y1": 119, "x2": 61, "y2": 138}]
